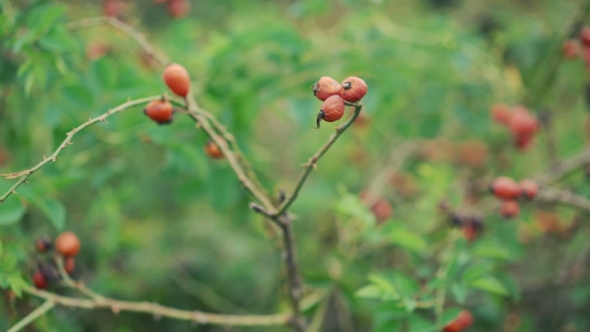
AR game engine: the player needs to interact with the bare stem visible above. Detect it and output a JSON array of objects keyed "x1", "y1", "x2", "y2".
[
  {"x1": 274, "y1": 104, "x2": 363, "y2": 217},
  {"x1": 537, "y1": 187, "x2": 590, "y2": 213},
  {"x1": 25, "y1": 287, "x2": 290, "y2": 326},
  {"x1": 278, "y1": 216, "x2": 305, "y2": 331},
  {"x1": 533, "y1": 147, "x2": 590, "y2": 185},
  {"x1": 67, "y1": 17, "x2": 169, "y2": 65},
  {"x1": 0, "y1": 95, "x2": 164, "y2": 204},
  {"x1": 7, "y1": 300, "x2": 55, "y2": 332},
  {"x1": 184, "y1": 95, "x2": 276, "y2": 212}
]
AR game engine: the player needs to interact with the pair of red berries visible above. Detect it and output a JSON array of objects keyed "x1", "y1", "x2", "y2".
[
  {"x1": 144, "y1": 63, "x2": 191, "y2": 125},
  {"x1": 491, "y1": 176, "x2": 538, "y2": 219},
  {"x1": 33, "y1": 232, "x2": 81, "y2": 289},
  {"x1": 312, "y1": 76, "x2": 368, "y2": 128},
  {"x1": 490, "y1": 104, "x2": 539, "y2": 150}
]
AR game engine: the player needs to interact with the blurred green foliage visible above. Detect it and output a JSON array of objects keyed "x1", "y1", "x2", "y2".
[{"x1": 1, "y1": 0, "x2": 590, "y2": 331}]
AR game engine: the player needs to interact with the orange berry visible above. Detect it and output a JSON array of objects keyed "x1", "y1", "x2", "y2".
[
  {"x1": 144, "y1": 99, "x2": 174, "y2": 124},
  {"x1": 500, "y1": 200, "x2": 520, "y2": 219},
  {"x1": 508, "y1": 106, "x2": 538, "y2": 138},
  {"x1": 163, "y1": 63, "x2": 190, "y2": 97},
  {"x1": 205, "y1": 140, "x2": 224, "y2": 159},
  {"x1": 443, "y1": 310, "x2": 473, "y2": 332},
  {"x1": 519, "y1": 179, "x2": 538, "y2": 199},
  {"x1": 311, "y1": 76, "x2": 343, "y2": 101},
  {"x1": 491, "y1": 176, "x2": 521, "y2": 200},
  {"x1": 340, "y1": 76, "x2": 368, "y2": 102},
  {"x1": 55, "y1": 232, "x2": 81, "y2": 257},
  {"x1": 316, "y1": 95, "x2": 345, "y2": 128},
  {"x1": 490, "y1": 103, "x2": 512, "y2": 125},
  {"x1": 167, "y1": 0, "x2": 190, "y2": 18},
  {"x1": 562, "y1": 40, "x2": 580, "y2": 59}
]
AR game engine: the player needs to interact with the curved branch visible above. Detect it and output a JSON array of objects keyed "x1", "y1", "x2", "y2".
[
  {"x1": 0, "y1": 95, "x2": 164, "y2": 204},
  {"x1": 24, "y1": 287, "x2": 290, "y2": 327}
]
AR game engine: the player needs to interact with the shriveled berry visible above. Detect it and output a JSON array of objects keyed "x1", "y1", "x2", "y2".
[
  {"x1": 340, "y1": 77, "x2": 368, "y2": 102},
  {"x1": 33, "y1": 270, "x2": 48, "y2": 289},
  {"x1": 462, "y1": 224, "x2": 477, "y2": 242},
  {"x1": 35, "y1": 236, "x2": 52, "y2": 253},
  {"x1": 520, "y1": 179, "x2": 538, "y2": 199},
  {"x1": 443, "y1": 310, "x2": 473, "y2": 332},
  {"x1": 490, "y1": 103, "x2": 512, "y2": 125},
  {"x1": 316, "y1": 95, "x2": 345, "y2": 128},
  {"x1": 311, "y1": 76, "x2": 343, "y2": 101},
  {"x1": 64, "y1": 257, "x2": 76, "y2": 274},
  {"x1": 508, "y1": 106, "x2": 538, "y2": 137},
  {"x1": 500, "y1": 200, "x2": 520, "y2": 219},
  {"x1": 514, "y1": 133, "x2": 534, "y2": 151},
  {"x1": 144, "y1": 99, "x2": 174, "y2": 124},
  {"x1": 491, "y1": 176, "x2": 521, "y2": 200},
  {"x1": 205, "y1": 140, "x2": 224, "y2": 159},
  {"x1": 55, "y1": 232, "x2": 81, "y2": 257},
  {"x1": 163, "y1": 63, "x2": 190, "y2": 97}
]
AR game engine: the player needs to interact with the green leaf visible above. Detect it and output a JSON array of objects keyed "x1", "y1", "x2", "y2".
[
  {"x1": 335, "y1": 191, "x2": 376, "y2": 226},
  {"x1": 355, "y1": 284, "x2": 382, "y2": 299},
  {"x1": 90, "y1": 58, "x2": 118, "y2": 89},
  {"x1": 388, "y1": 225, "x2": 427, "y2": 253},
  {"x1": 440, "y1": 307, "x2": 462, "y2": 326},
  {"x1": 32, "y1": 198, "x2": 66, "y2": 230},
  {"x1": 450, "y1": 283, "x2": 468, "y2": 304},
  {"x1": 38, "y1": 26, "x2": 77, "y2": 54},
  {"x1": 0, "y1": 197, "x2": 25, "y2": 226},
  {"x1": 470, "y1": 276, "x2": 509, "y2": 296},
  {"x1": 461, "y1": 263, "x2": 492, "y2": 283},
  {"x1": 8, "y1": 274, "x2": 27, "y2": 297},
  {"x1": 0, "y1": 239, "x2": 3, "y2": 257},
  {"x1": 472, "y1": 241, "x2": 514, "y2": 261},
  {"x1": 391, "y1": 272, "x2": 420, "y2": 298}
]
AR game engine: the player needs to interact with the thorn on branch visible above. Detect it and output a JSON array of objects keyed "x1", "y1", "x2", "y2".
[{"x1": 12, "y1": 190, "x2": 17, "y2": 194}]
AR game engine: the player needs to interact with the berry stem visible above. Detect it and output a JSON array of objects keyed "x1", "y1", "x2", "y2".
[{"x1": 275, "y1": 103, "x2": 363, "y2": 218}]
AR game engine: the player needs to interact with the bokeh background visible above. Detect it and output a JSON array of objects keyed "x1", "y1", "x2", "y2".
[{"x1": 1, "y1": 0, "x2": 590, "y2": 331}]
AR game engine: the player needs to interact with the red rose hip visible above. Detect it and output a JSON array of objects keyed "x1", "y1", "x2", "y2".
[
  {"x1": 491, "y1": 176, "x2": 522, "y2": 200},
  {"x1": 311, "y1": 76, "x2": 343, "y2": 101},
  {"x1": 33, "y1": 270, "x2": 48, "y2": 289},
  {"x1": 443, "y1": 310, "x2": 473, "y2": 332},
  {"x1": 55, "y1": 232, "x2": 81, "y2": 257},
  {"x1": 205, "y1": 140, "x2": 224, "y2": 159},
  {"x1": 144, "y1": 99, "x2": 174, "y2": 124},
  {"x1": 500, "y1": 200, "x2": 520, "y2": 219},
  {"x1": 520, "y1": 179, "x2": 538, "y2": 199},
  {"x1": 316, "y1": 95, "x2": 345, "y2": 128},
  {"x1": 340, "y1": 77, "x2": 368, "y2": 102},
  {"x1": 163, "y1": 63, "x2": 190, "y2": 97}
]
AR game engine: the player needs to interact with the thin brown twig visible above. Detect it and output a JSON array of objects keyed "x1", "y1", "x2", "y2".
[
  {"x1": 66, "y1": 17, "x2": 169, "y2": 65},
  {"x1": 536, "y1": 187, "x2": 590, "y2": 214},
  {"x1": 184, "y1": 95, "x2": 276, "y2": 212},
  {"x1": 24, "y1": 287, "x2": 290, "y2": 326},
  {"x1": 0, "y1": 95, "x2": 164, "y2": 204},
  {"x1": 273, "y1": 104, "x2": 364, "y2": 218},
  {"x1": 533, "y1": 147, "x2": 590, "y2": 185}
]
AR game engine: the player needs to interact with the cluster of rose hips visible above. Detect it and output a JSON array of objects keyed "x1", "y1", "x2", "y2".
[
  {"x1": 143, "y1": 63, "x2": 225, "y2": 159},
  {"x1": 32, "y1": 232, "x2": 81, "y2": 289},
  {"x1": 443, "y1": 310, "x2": 474, "y2": 332},
  {"x1": 562, "y1": 26, "x2": 590, "y2": 63},
  {"x1": 311, "y1": 76, "x2": 368, "y2": 128},
  {"x1": 490, "y1": 104, "x2": 539, "y2": 150},
  {"x1": 491, "y1": 176, "x2": 538, "y2": 219}
]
